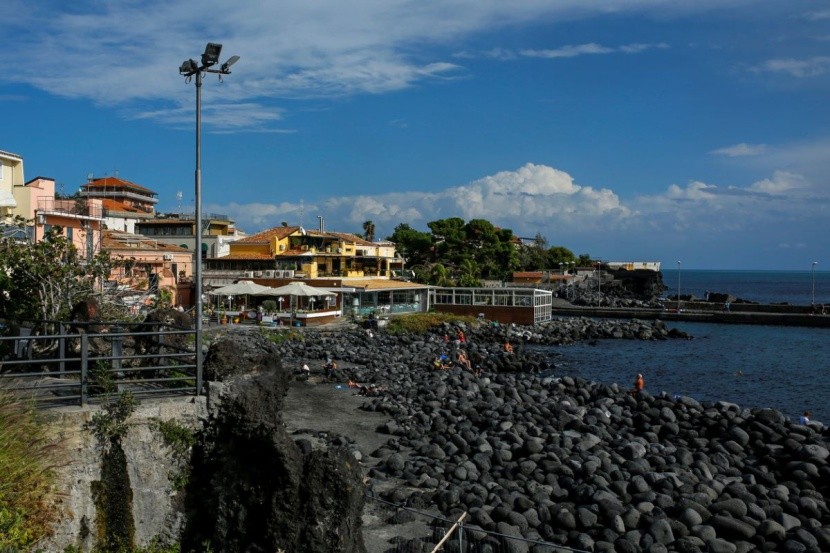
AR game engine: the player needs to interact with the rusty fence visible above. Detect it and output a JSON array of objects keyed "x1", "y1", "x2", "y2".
[
  {"x1": 0, "y1": 321, "x2": 199, "y2": 406},
  {"x1": 364, "y1": 492, "x2": 591, "y2": 553}
]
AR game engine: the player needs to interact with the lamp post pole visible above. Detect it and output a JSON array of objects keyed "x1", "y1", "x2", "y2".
[
  {"x1": 180, "y1": 43, "x2": 239, "y2": 393},
  {"x1": 677, "y1": 261, "x2": 681, "y2": 313},
  {"x1": 596, "y1": 262, "x2": 601, "y2": 306},
  {"x1": 812, "y1": 261, "x2": 818, "y2": 307}
]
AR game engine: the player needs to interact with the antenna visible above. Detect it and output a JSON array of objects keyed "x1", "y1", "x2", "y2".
[
  {"x1": 176, "y1": 191, "x2": 183, "y2": 214},
  {"x1": 299, "y1": 199, "x2": 304, "y2": 228}
]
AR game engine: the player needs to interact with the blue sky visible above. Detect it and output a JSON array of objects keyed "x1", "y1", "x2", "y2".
[{"x1": 3, "y1": 0, "x2": 829, "y2": 270}]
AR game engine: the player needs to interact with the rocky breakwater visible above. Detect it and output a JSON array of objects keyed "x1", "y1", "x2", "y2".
[
  {"x1": 360, "y1": 373, "x2": 829, "y2": 553},
  {"x1": 273, "y1": 319, "x2": 826, "y2": 553},
  {"x1": 181, "y1": 331, "x2": 366, "y2": 553}
]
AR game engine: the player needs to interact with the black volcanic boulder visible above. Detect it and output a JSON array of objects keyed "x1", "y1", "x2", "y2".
[{"x1": 182, "y1": 333, "x2": 366, "y2": 553}]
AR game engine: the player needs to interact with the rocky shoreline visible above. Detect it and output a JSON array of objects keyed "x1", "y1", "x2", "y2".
[{"x1": 265, "y1": 317, "x2": 829, "y2": 553}]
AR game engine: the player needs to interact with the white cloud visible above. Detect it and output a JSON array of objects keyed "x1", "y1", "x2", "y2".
[
  {"x1": 520, "y1": 42, "x2": 668, "y2": 59},
  {"x1": 710, "y1": 143, "x2": 767, "y2": 157},
  {"x1": 4, "y1": 1, "x2": 741, "y2": 130},
  {"x1": 804, "y1": 9, "x2": 830, "y2": 20},
  {"x1": 210, "y1": 160, "x2": 829, "y2": 267},
  {"x1": 751, "y1": 56, "x2": 830, "y2": 77}
]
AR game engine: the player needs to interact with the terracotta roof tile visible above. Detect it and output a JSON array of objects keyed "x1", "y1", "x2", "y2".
[
  {"x1": 235, "y1": 225, "x2": 300, "y2": 244},
  {"x1": 82, "y1": 176, "x2": 157, "y2": 195}
]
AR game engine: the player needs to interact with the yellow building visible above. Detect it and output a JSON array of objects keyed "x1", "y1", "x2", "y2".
[{"x1": 207, "y1": 224, "x2": 403, "y2": 279}]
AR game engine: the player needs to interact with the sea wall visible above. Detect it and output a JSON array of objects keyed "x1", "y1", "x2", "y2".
[{"x1": 40, "y1": 398, "x2": 206, "y2": 551}]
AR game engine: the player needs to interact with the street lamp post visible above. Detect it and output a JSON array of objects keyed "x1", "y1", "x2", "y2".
[
  {"x1": 812, "y1": 261, "x2": 818, "y2": 307},
  {"x1": 596, "y1": 262, "x2": 601, "y2": 306},
  {"x1": 180, "y1": 43, "x2": 239, "y2": 393},
  {"x1": 676, "y1": 261, "x2": 682, "y2": 313}
]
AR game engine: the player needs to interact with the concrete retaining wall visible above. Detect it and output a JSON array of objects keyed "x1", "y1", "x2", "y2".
[{"x1": 38, "y1": 397, "x2": 206, "y2": 551}]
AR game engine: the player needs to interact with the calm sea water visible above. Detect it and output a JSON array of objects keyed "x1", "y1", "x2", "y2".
[
  {"x1": 662, "y1": 269, "x2": 830, "y2": 306},
  {"x1": 534, "y1": 268, "x2": 830, "y2": 424}
]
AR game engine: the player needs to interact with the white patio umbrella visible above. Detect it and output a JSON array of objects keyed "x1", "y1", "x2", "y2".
[
  {"x1": 208, "y1": 280, "x2": 276, "y2": 312},
  {"x1": 266, "y1": 281, "x2": 336, "y2": 298},
  {"x1": 266, "y1": 281, "x2": 337, "y2": 312},
  {"x1": 209, "y1": 280, "x2": 276, "y2": 296}
]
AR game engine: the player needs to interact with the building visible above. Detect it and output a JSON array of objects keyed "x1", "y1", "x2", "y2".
[
  {"x1": 103, "y1": 230, "x2": 194, "y2": 308},
  {"x1": 135, "y1": 212, "x2": 243, "y2": 258},
  {"x1": 206, "y1": 223, "x2": 403, "y2": 279},
  {"x1": 80, "y1": 176, "x2": 158, "y2": 233},
  {"x1": 1, "y1": 150, "x2": 104, "y2": 257},
  {"x1": 0, "y1": 150, "x2": 25, "y2": 222}
]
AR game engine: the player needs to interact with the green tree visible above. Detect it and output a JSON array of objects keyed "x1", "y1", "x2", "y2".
[
  {"x1": 0, "y1": 225, "x2": 113, "y2": 327},
  {"x1": 546, "y1": 245, "x2": 577, "y2": 267},
  {"x1": 362, "y1": 220, "x2": 376, "y2": 242},
  {"x1": 578, "y1": 253, "x2": 594, "y2": 266},
  {"x1": 429, "y1": 263, "x2": 452, "y2": 287},
  {"x1": 387, "y1": 223, "x2": 433, "y2": 269}
]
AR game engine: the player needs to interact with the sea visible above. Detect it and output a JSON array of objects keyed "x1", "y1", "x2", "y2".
[{"x1": 540, "y1": 270, "x2": 830, "y2": 424}]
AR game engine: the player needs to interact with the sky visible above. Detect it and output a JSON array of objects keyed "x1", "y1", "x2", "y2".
[{"x1": 2, "y1": 0, "x2": 829, "y2": 270}]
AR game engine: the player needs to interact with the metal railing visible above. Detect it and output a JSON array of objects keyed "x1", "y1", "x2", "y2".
[
  {"x1": 0, "y1": 322, "x2": 199, "y2": 407},
  {"x1": 365, "y1": 493, "x2": 589, "y2": 553}
]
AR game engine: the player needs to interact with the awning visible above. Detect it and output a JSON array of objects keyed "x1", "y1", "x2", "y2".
[{"x1": 0, "y1": 189, "x2": 17, "y2": 208}]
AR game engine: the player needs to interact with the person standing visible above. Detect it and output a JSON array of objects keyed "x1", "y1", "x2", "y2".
[{"x1": 631, "y1": 373, "x2": 645, "y2": 396}]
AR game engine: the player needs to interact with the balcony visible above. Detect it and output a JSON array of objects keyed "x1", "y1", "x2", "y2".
[{"x1": 37, "y1": 198, "x2": 104, "y2": 220}]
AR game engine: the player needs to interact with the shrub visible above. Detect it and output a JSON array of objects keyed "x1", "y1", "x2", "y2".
[
  {"x1": 0, "y1": 390, "x2": 62, "y2": 550},
  {"x1": 386, "y1": 312, "x2": 478, "y2": 334}
]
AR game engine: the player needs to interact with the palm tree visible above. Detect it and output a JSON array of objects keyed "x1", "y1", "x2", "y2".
[{"x1": 362, "y1": 220, "x2": 376, "y2": 241}]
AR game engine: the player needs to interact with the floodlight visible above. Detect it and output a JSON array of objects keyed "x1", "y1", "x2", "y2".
[
  {"x1": 220, "y1": 55, "x2": 240, "y2": 73},
  {"x1": 202, "y1": 42, "x2": 223, "y2": 67},
  {"x1": 179, "y1": 59, "x2": 198, "y2": 75}
]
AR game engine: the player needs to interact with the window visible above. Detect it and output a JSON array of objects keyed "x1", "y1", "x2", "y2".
[{"x1": 66, "y1": 227, "x2": 73, "y2": 241}]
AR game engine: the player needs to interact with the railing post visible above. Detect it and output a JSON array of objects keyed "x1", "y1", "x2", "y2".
[
  {"x1": 59, "y1": 323, "x2": 66, "y2": 375},
  {"x1": 158, "y1": 327, "x2": 166, "y2": 368},
  {"x1": 111, "y1": 327, "x2": 123, "y2": 377},
  {"x1": 195, "y1": 325, "x2": 203, "y2": 396},
  {"x1": 80, "y1": 333, "x2": 88, "y2": 406}
]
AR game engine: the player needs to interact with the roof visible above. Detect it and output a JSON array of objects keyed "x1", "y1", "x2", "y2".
[
  {"x1": 513, "y1": 272, "x2": 545, "y2": 278},
  {"x1": 341, "y1": 279, "x2": 430, "y2": 291},
  {"x1": 215, "y1": 252, "x2": 275, "y2": 260},
  {"x1": 0, "y1": 149, "x2": 22, "y2": 160},
  {"x1": 102, "y1": 199, "x2": 151, "y2": 214},
  {"x1": 102, "y1": 230, "x2": 190, "y2": 252},
  {"x1": 234, "y1": 225, "x2": 300, "y2": 244},
  {"x1": 81, "y1": 176, "x2": 157, "y2": 196},
  {"x1": 233, "y1": 225, "x2": 379, "y2": 247}
]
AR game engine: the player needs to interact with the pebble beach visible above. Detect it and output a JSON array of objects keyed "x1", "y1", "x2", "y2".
[{"x1": 269, "y1": 318, "x2": 830, "y2": 553}]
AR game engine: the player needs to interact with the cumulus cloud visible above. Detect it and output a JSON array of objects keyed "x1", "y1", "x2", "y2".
[{"x1": 210, "y1": 159, "x2": 829, "y2": 267}]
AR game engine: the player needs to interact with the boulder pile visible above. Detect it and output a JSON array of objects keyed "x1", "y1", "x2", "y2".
[{"x1": 273, "y1": 320, "x2": 828, "y2": 553}]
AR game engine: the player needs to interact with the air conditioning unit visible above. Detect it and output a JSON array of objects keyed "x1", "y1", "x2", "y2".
[
  {"x1": 262, "y1": 270, "x2": 274, "y2": 278},
  {"x1": 162, "y1": 254, "x2": 173, "y2": 261},
  {"x1": 245, "y1": 271, "x2": 255, "y2": 278},
  {"x1": 301, "y1": 245, "x2": 309, "y2": 251},
  {"x1": 254, "y1": 271, "x2": 263, "y2": 277},
  {"x1": 336, "y1": 248, "x2": 342, "y2": 253},
  {"x1": 284, "y1": 270, "x2": 294, "y2": 278},
  {"x1": 274, "y1": 270, "x2": 284, "y2": 278},
  {"x1": 279, "y1": 244, "x2": 286, "y2": 251}
]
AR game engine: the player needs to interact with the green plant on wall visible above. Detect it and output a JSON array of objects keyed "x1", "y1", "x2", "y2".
[{"x1": 150, "y1": 419, "x2": 196, "y2": 491}]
